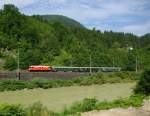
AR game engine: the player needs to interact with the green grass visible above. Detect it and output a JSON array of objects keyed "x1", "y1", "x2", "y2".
[{"x1": 0, "y1": 83, "x2": 135, "y2": 111}]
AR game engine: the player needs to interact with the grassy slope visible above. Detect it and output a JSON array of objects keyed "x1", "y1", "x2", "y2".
[{"x1": 0, "y1": 83, "x2": 135, "y2": 111}]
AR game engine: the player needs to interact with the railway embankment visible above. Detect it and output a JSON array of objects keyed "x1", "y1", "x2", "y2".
[{"x1": 0, "y1": 71, "x2": 88, "y2": 80}]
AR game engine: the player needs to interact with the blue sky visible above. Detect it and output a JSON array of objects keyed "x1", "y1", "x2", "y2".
[{"x1": 0, "y1": 0, "x2": 150, "y2": 36}]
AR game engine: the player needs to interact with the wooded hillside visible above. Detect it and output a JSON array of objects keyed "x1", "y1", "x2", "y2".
[{"x1": 0, "y1": 4, "x2": 150, "y2": 71}]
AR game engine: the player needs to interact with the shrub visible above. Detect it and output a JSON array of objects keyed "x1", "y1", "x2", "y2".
[
  {"x1": 0, "y1": 104, "x2": 25, "y2": 116},
  {"x1": 72, "y1": 77, "x2": 82, "y2": 84},
  {"x1": 30, "y1": 78, "x2": 50, "y2": 89},
  {"x1": 61, "y1": 98, "x2": 98, "y2": 115},
  {"x1": 126, "y1": 94, "x2": 145, "y2": 107},
  {"x1": 0, "y1": 80, "x2": 27, "y2": 91},
  {"x1": 96, "y1": 94, "x2": 144, "y2": 110},
  {"x1": 80, "y1": 98, "x2": 98, "y2": 112},
  {"x1": 26, "y1": 102, "x2": 50, "y2": 116},
  {"x1": 134, "y1": 69, "x2": 150, "y2": 95},
  {"x1": 79, "y1": 78, "x2": 93, "y2": 86}
]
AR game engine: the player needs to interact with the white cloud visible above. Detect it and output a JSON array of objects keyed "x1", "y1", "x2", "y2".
[
  {"x1": 0, "y1": 0, "x2": 37, "y2": 8},
  {"x1": 121, "y1": 21, "x2": 150, "y2": 35},
  {"x1": 48, "y1": 0, "x2": 66, "y2": 4},
  {"x1": 42, "y1": 0, "x2": 149, "y2": 22}
]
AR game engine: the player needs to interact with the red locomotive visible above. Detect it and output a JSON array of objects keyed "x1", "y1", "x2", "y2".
[{"x1": 28, "y1": 66, "x2": 53, "y2": 72}]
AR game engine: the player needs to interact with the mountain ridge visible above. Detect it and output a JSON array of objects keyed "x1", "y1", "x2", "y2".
[{"x1": 39, "y1": 15, "x2": 85, "y2": 29}]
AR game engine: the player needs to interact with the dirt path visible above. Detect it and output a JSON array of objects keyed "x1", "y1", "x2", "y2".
[{"x1": 82, "y1": 100, "x2": 150, "y2": 116}]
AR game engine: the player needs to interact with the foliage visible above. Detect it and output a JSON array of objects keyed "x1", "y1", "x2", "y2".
[
  {"x1": 0, "y1": 80, "x2": 28, "y2": 91},
  {"x1": 0, "y1": 104, "x2": 25, "y2": 116},
  {"x1": 134, "y1": 69, "x2": 150, "y2": 95},
  {"x1": 30, "y1": 78, "x2": 51, "y2": 89},
  {"x1": 3, "y1": 57, "x2": 17, "y2": 70},
  {"x1": 51, "y1": 49, "x2": 72, "y2": 66},
  {"x1": 96, "y1": 94, "x2": 144, "y2": 110},
  {"x1": 26, "y1": 102, "x2": 50, "y2": 116},
  {"x1": 72, "y1": 72, "x2": 140, "y2": 86},
  {"x1": 62, "y1": 98, "x2": 98, "y2": 115}
]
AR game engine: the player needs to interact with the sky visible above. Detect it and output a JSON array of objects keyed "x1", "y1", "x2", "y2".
[{"x1": 0, "y1": 0, "x2": 150, "y2": 36}]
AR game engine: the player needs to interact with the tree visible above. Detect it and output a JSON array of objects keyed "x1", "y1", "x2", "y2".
[
  {"x1": 52, "y1": 49, "x2": 72, "y2": 66},
  {"x1": 3, "y1": 57, "x2": 17, "y2": 70},
  {"x1": 125, "y1": 50, "x2": 136, "y2": 71},
  {"x1": 20, "y1": 49, "x2": 42, "y2": 69},
  {"x1": 134, "y1": 69, "x2": 150, "y2": 95},
  {"x1": 0, "y1": 4, "x2": 26, "y2": 39}
]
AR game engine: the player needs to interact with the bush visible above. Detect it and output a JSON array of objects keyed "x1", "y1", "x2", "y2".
[
  {"x1": 96, "y1": 94, "x2": 144, "y2": 110},
  {"x1": 0, "y1": 104, "x2": 25, "y2": 116},
  {"x1": 0, "y1": 80, "x2": 28, "y2": 91},
  {"x1": 61, "y1": 98, "x2": 98, "y2": 115},
  {"x1": 134, "y1": 69, "x2": 150, "y2": 95},
  {"x1": 108, "y1": 72, "x2": 140, "y2": 82},
  {"x1": 30, "y1": 78, "x2": 50, "y2": 89},
  {"x1": 26, "y1": 102, "x2": 50, "y2": 116},
  {"x1": 30, "y1": 78, "x2": 74, "y2": 89}
]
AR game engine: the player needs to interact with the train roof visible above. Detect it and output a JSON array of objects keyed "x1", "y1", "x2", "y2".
[
  {"x1": 53, "y1": 66, "x2": 121, "y2": 69},
  {"x1": 29, "y1": 66, "x2": 50, "y2": 67}
]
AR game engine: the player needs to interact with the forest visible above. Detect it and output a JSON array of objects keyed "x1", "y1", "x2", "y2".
[{"x1": 0, "y1": 4, "x2": 150, "y2": 71}]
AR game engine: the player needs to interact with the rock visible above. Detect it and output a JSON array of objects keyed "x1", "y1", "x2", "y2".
[{"x1": 81, "y1": 107, "x2": 150, "y2": 116}]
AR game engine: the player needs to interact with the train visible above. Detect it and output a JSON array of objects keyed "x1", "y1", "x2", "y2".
[
  {"x1": 28, "y1": 66, "x2": 121, "y2": 72},
  {"x1": 28, "y1": 66, "x2": 54, "y2": 72}
]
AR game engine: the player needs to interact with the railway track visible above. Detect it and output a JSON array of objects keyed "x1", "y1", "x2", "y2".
[{"x1": 0, "y1": 71, "x2": 88, "y2": 80}]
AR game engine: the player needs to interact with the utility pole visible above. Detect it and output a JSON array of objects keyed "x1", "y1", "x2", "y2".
[
  {"x1": 90, "y1": 54, "x2": 92, "y2": 75},
  {"x1": 113, "y1": 59, "x2": 115, "y2": 72},
  {"x1": 70, "y1": 59, "x2": 73, "y2": 67},
  {"x1": 135, "y1": 56, "x2": 138, "y2": 73},
  {"x1": 17, "y1": 47, "x2": 20, "y2": 80}
]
